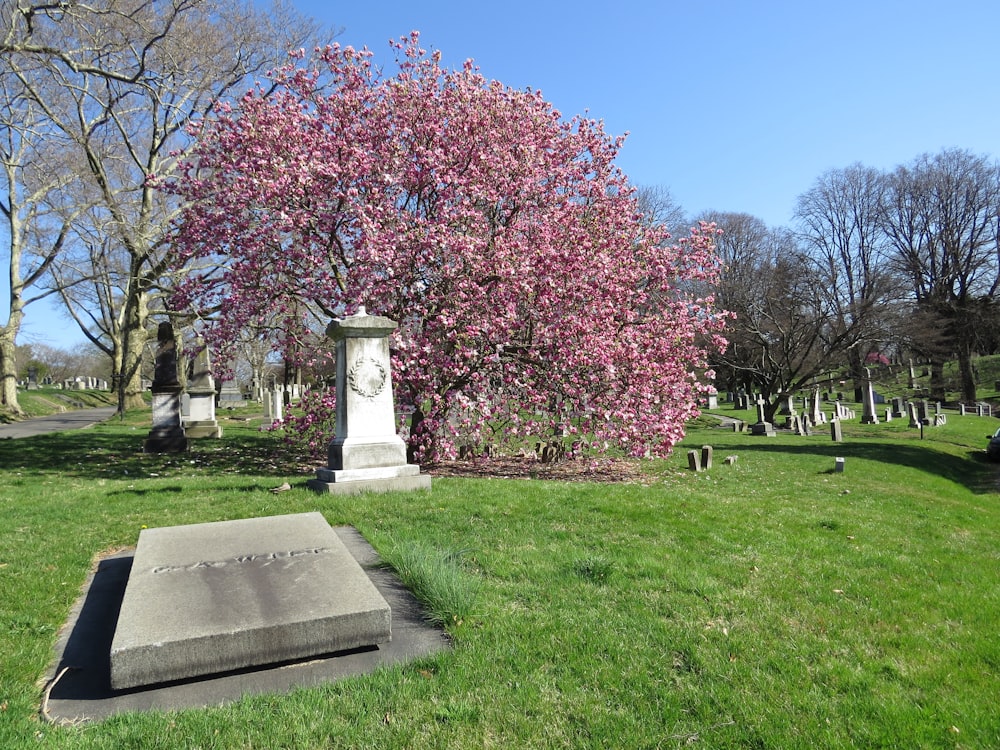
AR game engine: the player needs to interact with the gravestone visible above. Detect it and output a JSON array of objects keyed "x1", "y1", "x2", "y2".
[
  {"x1": 184, "y1": 338, "x2": 223, "y2": 439},
  {"x1": 687, "y1": 450, "x2": 702, "y2": 472},
  {"x1": 830, "y1": 419, "x2": 843, "y2": 442},
  {"x1": 309, "y1": 307, "x2": 431, "y2": 494},
  {"x1": 860, "y1": 368, "x2": 879, "y2": 424},
  {"x1": 749, "y1": 398, "x2": 776, "y2": 436},
  {"x1": 700, "y1": 445, "x2": 713, "y2": 470},
  {"x1": 908, "y1": 401, "x2": 921, "y2": 428},
  {"x1": 778, "y1": 395, "x2": 797, "y2": 416},
  {"x1": 143, "y1": 322, "x2": 189, "y2": 453},
  {"x1": 109, "y1": 512, "x2": 391, "y2": 689},
  {"x1": 919, "y1": 400, "x2": 931, "y2": 426},
  {"x1": 216, "y1": 378, "x2": 246, "y2": 409},
  {"x1": 271, "y1": 388, "x2": 284, "y2": 426},
  {"x1": 891, "y1": 396, "x2": 906, "y2": 419},
  {"x1": 811, "y1": 387, "x2": 824, "y2": 424},
  {"x1": 26, "y1": 366, "x2": 38, "y2": 390}
]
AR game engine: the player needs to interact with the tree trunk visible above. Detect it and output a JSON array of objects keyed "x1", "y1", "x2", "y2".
[
  {"x1": 957, "y1": 345, "x2": 977, "y2": 405},
  {"x1": 847, "y1": 349, "x2": 865, "y2": 403},
  {"x1": 929, "y1": 361, "x2": 946, "y2": 402},
  {"x1": 407, "y1": 407, "x2": 425, "y2": 464},
  {"x1": 116, "y1": 289, "x2": 150, "y2": 413},
  {"x1": 0, "y1": 328, "x2": 22, "y2": 414}
]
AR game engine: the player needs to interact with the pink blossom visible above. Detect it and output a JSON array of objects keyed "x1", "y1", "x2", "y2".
[{"x1": 163, "y1": 33, "x2": 729, "y2": 462}]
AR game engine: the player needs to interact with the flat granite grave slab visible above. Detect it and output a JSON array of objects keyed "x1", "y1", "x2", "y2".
[
  {"x1": 42, "y1": 526, "x2": 449, "y2": 723},
  {"x1": 109, "y1": 512, "x2": 391, "y2": 690}
]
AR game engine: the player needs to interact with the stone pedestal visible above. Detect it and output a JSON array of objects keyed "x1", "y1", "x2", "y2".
[
  {"x1": 184, "y1": 337, "x2": 222, "y2": 439},
  {"x1": 308, "y1": 307, "x2": 431, "y2": 495}
]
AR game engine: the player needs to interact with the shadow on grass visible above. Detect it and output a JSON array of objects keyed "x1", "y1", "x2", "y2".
[
  {"x1": 705, "y1": 435, "x2": 999, "y2": 495},
  {"x1": 0, "y1": 428, "x2": 314, "y2": 480}
]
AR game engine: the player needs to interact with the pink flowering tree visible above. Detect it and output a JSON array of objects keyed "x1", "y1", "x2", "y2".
[{"x1": 165, "y1": 34, "x2": 729, "y2": 462}]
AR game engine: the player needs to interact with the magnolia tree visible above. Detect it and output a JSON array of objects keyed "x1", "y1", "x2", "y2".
[{"x1": 166, "y1": 35, "x2": 728, "y2": 461}]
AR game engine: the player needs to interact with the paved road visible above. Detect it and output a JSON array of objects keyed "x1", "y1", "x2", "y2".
[{"x1": 0, "y1": 406, "x2": 118, "y2": 439}]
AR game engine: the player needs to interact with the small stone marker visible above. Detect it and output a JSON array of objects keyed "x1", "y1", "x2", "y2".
[
  {"x1": 143, "y1": 322, "x2": 189, "y2": 453},
  {"x1": 308, "y1": 307, "x2": 431, "y2": 495},
  {"x1": 723, "y1": 455, "x2": 738, "y2": 465},
  {"x1": 831, "y1": 419, "x2": 843, "y2": 442},
  {"x1": 110, "y1": 512, "x2": 391, "y2": 690},
  {"x1": 835, "y1": 457, "x2": 845, "y2": 473},
  {"x1": 271, "y1": 388, "x2": 284, "y2": 425},
  {"x1": 700, "y1": 445, "x2": 713, "y2": 470},
  {"x1": 687, "y1": 449, "x2": 701, "y2": 472}
]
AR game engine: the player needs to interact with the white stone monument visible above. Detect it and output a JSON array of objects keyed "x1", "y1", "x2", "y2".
[
  {"x1": 184, "y1": 337, "x2": 223, "y2": 438},
  {"x1": 860, "y1": 367, "x2": 879, "y2": 424},
  {"x1": 308, "y1": 307, "x2": 431, "y2": 495}
]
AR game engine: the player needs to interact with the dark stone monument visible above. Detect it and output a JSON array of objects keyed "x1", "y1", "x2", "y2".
[
  {"x1": 700, "y1": 445, "x2": 714, "y2": 470},
  {"x1": 143, "y1": 322, "x2": 189, "y2": 453}
]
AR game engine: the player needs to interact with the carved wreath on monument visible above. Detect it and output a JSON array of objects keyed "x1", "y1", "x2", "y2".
[{"x1": 347, "y1": 356, "x2": 387, "y2": 399}]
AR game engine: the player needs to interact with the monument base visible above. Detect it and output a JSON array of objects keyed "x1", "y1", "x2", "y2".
[
  {"x1": 749, "y1": 421, "x2": 776, "y2": 437},
  {"x1": 110, "y1": 512, "x2": 390, "y2": 690},
  {"x1": 142, "y1": 427, "x2": 189, "y2": 453},
  {"x1": 307, "y1": 465, "x2": 431, "y2": 495},
  {"x1": 184, "y1": 420, "x2": 223, "y2": 439}
]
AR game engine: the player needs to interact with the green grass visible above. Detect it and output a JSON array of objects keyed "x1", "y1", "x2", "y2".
[
  {"x1": 2, "y1": 406, "x2": 1000, "y2": 748},
  {"x1": 1, "y1": 388, "x2": 117, "y2": 422}
]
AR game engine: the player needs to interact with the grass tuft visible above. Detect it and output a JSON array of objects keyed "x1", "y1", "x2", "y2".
[{"x1": 379, "y1": 540, "x2": 481, "y2": 628}]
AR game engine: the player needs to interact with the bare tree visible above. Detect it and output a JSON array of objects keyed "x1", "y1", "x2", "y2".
[
  {"x1": 880, "y1": 149, "x2": 1000, "y2": 402},
  {"x1": 635, "y1": 185, "x2": 689, "y2": 237},
  {"x1": 794, "y1": 164, "x2": 901, "y2": 398},
  {"x1": 2, "y1": 0, "x2": 330, "y2": 411},
  {"x1": 705, "y1": 212, "x2": 872, "y2": 421},
  {"x1": 0, "y1": 47, "x2": 89, "y2": 414}
]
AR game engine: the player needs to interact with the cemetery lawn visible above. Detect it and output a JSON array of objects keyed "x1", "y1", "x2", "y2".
[{"x1": 2, "y1": 408, "x2": 999, "y2": 749}]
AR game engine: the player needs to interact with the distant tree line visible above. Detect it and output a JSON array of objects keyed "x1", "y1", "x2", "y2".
[{"x1": 697, "y1": 149, "x2": 1000, "y2": 421}]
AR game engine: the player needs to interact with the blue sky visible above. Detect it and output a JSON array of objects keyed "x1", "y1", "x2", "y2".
[
  {"x1": 296, "y1": 0, "x2": 1000, "y2": 227},
  {"x1": 18, "y1": 0, "x2": 1000, "y2": 349}
]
